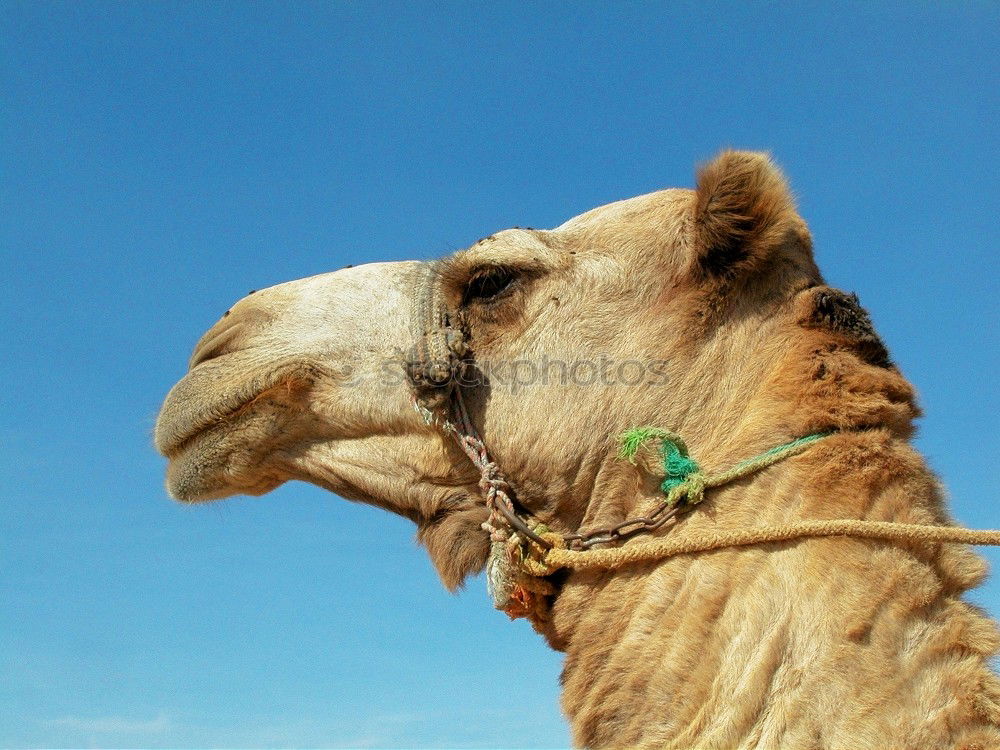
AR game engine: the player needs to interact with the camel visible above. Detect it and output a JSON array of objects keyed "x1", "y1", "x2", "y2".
[{"x1": 155, "y1": 151, "x2": 1000, "y2": 748}]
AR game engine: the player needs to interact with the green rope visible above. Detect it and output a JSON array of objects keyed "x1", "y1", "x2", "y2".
[{"x1": 618, "y1": 427, "x2": 831, "y2": 507}]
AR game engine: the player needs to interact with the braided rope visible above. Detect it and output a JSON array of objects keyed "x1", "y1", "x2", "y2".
[
  {"x1": 531, "y1": 430, "x2": 1000, "y2": 574},
  {"x1": 540, "y1": 519, "x2": 1000, "y2": 573}
]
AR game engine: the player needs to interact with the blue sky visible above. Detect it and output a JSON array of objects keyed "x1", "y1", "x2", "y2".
[{"x1": 2, "y1": 2, "x2": 997, "y2": 747}]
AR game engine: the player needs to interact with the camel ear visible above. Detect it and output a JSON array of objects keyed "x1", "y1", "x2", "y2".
[{"x1": 693, "y1": 150, "x2": 800, "y2": 277}]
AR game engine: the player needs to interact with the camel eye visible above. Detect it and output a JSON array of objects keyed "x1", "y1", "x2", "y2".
[{"x1": 463, "y1": 267, "x2": 517, "y2": 304}]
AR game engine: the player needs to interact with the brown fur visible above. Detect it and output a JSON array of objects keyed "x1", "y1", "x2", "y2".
[{"x1": 155, "y1": 151, "x2": 1000, "y2": 747}]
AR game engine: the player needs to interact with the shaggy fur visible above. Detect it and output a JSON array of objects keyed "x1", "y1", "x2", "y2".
[{"x1": 155, "y1": 151, "x2": 1000, "y2": 748}]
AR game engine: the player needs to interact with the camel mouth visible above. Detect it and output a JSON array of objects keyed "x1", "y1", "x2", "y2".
[{"x1": 154, "y1": 352, "x2": 322, "y2": 457}]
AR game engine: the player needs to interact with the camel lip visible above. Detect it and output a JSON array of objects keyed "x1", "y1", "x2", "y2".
[
  {"x1": 156, "y1": 391, "x2": 254, "y2": 459},
  {"x1": 154, "y1": 353, "x2": 322, "y2": 457},
  {"x1": 154, "y1": 359, "x2": 260, "y2": 457}
]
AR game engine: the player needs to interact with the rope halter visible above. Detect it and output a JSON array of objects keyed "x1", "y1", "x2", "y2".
[{"x1": 403, "y1": 262, "x2": 1000, "y2": 624}]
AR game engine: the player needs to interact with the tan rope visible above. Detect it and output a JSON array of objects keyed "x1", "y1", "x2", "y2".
[{"x1": 539, "y1": 520, "x2": 1000, "y2": 573}]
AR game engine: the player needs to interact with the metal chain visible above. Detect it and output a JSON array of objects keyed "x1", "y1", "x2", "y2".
[{"x1": 562, "y1": 502, "x2": 693, "y2": 550}]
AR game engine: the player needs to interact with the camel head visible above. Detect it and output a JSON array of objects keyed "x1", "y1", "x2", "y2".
[{"x1": 155, "y1": 151, "x2": 913, "y2": 591}]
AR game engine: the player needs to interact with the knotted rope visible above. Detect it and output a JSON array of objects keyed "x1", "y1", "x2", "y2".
[{"x1": 618, "y1": 427, "x2": 829, "y2": 507}]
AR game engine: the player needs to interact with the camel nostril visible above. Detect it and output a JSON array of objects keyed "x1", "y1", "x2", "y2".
[{"x1": 189, "y1": 322, "x2": 244, "y2": 368}]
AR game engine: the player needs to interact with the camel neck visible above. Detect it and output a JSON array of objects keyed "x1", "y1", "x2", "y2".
[{"x1": 543, "y1": 430, "x2": 1000, "y2": 747}]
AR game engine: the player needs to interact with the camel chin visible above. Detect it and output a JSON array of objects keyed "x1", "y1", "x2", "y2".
[{"x1": 162, "y1": 419, "x2": 283, "y2": 503}]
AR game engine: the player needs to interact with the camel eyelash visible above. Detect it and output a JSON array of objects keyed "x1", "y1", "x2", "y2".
[{"x1": 462, "y1": 266, "x2": 520, "y2": 305}]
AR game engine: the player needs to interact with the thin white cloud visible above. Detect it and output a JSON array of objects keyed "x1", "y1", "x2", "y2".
[{"x1": 45, "y1": 713, "x2": 170, "y2": 734}]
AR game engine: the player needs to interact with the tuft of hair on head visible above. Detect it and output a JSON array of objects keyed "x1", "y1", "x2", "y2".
[{"x1": 693, "y1": 150, "x2": 802, "y2": 278}]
